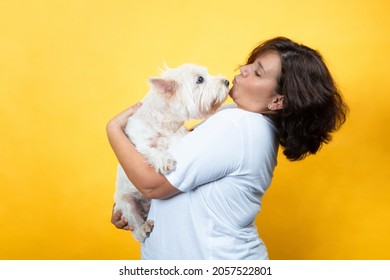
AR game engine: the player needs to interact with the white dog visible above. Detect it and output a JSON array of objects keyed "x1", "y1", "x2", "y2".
[{"x1": 114, "y1": 63, "x2": 229, "y2": 242}]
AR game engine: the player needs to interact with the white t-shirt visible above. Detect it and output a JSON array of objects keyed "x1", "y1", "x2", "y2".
[{"x1": 141, "y1": 105, "x2": 279, "y2": 260}]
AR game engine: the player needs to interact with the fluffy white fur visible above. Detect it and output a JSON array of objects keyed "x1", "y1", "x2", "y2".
[{"x1": 114, "y1": 63, "x2": 229, "y2": 242}]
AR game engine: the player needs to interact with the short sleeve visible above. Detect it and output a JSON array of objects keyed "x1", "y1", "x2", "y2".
[{"x1": 165, "y1": 111, "x2": 243, "y2": 192}]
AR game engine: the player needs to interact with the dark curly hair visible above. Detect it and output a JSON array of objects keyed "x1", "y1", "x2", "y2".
[{"x1": 247, "y1": 37, "x2": 348, "y2": 161}]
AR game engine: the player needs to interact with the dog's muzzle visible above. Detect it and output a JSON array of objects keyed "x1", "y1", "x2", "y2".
[{"x1": 223, "y1": 79, "x2": 230, "y2": 87}]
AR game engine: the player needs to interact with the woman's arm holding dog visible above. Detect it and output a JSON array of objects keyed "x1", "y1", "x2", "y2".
[{"x1": 106, "y1": 103, "x2": 180, "y2": 199}]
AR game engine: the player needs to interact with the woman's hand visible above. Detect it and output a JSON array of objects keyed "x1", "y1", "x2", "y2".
[
  {"x1": 107, "y1": 102, "x2": 142, "y2": 131},
  {"x1": 111, "y1": 205, "x2": 134, "y2": 231}
]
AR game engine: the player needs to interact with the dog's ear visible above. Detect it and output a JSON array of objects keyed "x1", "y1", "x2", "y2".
[{"x1": 148, "y1": 78, "x2": 177, "y2": 96}]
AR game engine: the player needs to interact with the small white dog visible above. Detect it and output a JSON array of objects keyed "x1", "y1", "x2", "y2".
[{"x1": 114, "y1": 63, "x2": 229, "y2": 242}]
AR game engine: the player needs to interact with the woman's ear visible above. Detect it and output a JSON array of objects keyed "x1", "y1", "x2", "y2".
[{"x1": 268, "y1": 95, "x2": 284, "y2": 111}]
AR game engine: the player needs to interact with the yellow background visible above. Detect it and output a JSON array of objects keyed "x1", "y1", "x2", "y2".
[{"x1": 1, "y1": 0, "x2": 389, "y2": 259}]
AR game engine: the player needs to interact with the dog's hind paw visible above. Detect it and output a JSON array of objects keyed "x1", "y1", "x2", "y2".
[
  {"x1": 134, "y1": 220, "x2": 154, "y2": 243},
  {"x1": 142, "y1": 220, "x2": 154, "y2": 235}
]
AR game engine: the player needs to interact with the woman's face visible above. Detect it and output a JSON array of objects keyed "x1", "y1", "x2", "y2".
[{"x1": 229, "y1": 51, "x2": 283, "y2": 113}]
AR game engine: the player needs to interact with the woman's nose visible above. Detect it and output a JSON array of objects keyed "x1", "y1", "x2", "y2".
[{"x1": 240, "y1": 65, "x2": 249, "y2": 77}]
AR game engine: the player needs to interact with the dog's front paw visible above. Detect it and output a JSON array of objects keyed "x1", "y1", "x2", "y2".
[
  {"x1": 151, "y1": 153, "x2": 176, "y2": 174},
  {"x1": 160, "y1": 157, "x2": 176, "y2": 174}
]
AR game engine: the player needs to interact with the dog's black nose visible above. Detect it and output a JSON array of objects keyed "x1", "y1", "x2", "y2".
[{"x1": 223, "y1": 79, "x2": 229, "y2": 87}]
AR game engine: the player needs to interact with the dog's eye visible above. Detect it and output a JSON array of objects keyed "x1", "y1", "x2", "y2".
[{"x1": 196, "y1": 76, "x2": 204, "y2": 84}]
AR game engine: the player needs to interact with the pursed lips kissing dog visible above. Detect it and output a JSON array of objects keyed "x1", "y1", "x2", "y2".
[{"x1": 114, "y1": 63, "x2": 229, "y2": 242}]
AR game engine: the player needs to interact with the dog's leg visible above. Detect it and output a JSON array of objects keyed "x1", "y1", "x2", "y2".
[
  {"x1": 114, "y1": 193, "x2": 154, "y2": 242},
  {"x1": 146, "y1": 148, "x2": 176, "y2": 174},
  {"x1": 139, "y1": 198, "x2": 151, "y2": 220},
  {"x1": 115, "y1": 165, "x2": 154, "y2": 242}
]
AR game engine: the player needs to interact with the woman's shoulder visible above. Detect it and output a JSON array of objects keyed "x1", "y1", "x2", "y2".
[
  {"x1": 217, "y1": 103, "x2": 238, "y2": 111},
  {"x1": 215, "y1": 103, "x2": 276, "y2": 129},
  {"x1": 192, "y1": 104, "x2": 277, "y2": 145}
]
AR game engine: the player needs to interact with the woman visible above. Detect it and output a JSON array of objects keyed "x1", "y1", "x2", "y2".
[{"x1": 107, "y1": 37, "x2": 348, "y2": 259}]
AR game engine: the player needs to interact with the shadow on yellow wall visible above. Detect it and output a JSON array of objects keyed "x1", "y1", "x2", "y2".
[{"x1": 1, "y1": 0, "x2": 389, "y2": 259}]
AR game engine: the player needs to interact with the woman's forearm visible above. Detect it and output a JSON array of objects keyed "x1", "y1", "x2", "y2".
[{"x1": 106, "y1": 109, "x2": 179, "y2": 199}]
